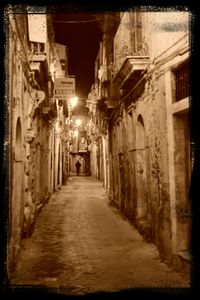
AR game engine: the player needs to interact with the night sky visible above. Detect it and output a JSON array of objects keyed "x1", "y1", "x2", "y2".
[{"x1": 53, "y1": 13, "x2": 103, "y2": 98}]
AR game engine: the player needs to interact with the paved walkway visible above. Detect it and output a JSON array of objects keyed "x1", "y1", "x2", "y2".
[{"x1": 10, "y1": 176, "x2": 190, "y2": 296}]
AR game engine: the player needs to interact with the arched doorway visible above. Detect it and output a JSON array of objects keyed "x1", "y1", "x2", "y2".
[
  {"x1": 136, "y1": 115, "x2": 148, "y2": 220},
  {"x1": 12, "y1": 117, "x2": 24, "y2": 256},
  {"x1": 16, "y1": 118, "x2": 22, "y2": 146}
]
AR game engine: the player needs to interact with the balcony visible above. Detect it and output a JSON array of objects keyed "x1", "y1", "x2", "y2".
[
  {"x1": 28, "y1": 42, "x2": 49, "y2": 84},
  {"x1": 42, "y1": 101, "x2": 57, "y2": 122},
  {"x1": 30, "y1": 53, "x2": 49, "y2": 83},
  {"x1": 107, "y1": 55, "x2": 149, "y2": 106},
  {"x1": 113, "y1": 55, "x2": 150, "y2": 89},
  {"x1": 111, "y1": 12, "x2": 150, "y2": 95}
]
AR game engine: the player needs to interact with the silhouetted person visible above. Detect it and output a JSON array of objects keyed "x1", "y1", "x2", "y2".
[{"x1": 75, "y1": 160, "x2": 81, "y2": 176}]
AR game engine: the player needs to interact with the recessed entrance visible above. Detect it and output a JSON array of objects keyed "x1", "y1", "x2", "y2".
[
  {"x1": 136, "y1": 115, "x2": 148, "y2": 220},
  {"x1": 12, "y1": 117, "x2": 23, "y2": 255}
]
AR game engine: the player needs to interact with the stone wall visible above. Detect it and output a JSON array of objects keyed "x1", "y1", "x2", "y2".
[
  {"x1": 109, "y1": 65, "x2": 172, "y2": 257},
  {"x1": 6, "y1": 11, "x2": 62, "y2": 273},
  {"x1": 108, "y1": 11, "x2": 190, "y2": 267}
]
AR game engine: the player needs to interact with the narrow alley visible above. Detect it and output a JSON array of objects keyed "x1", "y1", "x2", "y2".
[
  {"x1": 3, "y1": 4, "x2": 195, "y2": 298},
  {"x1": 10, "y1": 176, "x2": 189, "y2": 295}
]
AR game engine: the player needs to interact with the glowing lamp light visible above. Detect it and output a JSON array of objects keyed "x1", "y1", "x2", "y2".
[
  {"x1": 73, "y1": 130, "x2": 78, "y2": 137},
  {"x1": 69, "y1": 96, "x2": 78, "y2": 108},
  {"x1": 75, "y1": 119, "x2": 82, "y2": 126}
]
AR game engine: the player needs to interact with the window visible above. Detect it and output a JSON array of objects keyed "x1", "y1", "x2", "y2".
[{"x1": 174, "y1": 61, "x2": 190, "y2": 102}]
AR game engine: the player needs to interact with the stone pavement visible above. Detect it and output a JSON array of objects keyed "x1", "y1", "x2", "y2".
[{"x1": 9, "y1": 176, "x2": 190, "y2": 296}]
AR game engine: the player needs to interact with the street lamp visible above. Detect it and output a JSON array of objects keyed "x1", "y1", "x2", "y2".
[
  {"x1": 73, "y1": 130, "x2": 78, "y2": 137},
  {"x1": 69, "y1": 96, "x2": 78, "y2": 109},
  {"x1": 75, "y1": 119, "x2": 82, "y2": 126}
]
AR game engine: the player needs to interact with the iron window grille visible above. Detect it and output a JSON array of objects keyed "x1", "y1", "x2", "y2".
[{"x1": 174, "y1": 61, "x2": 190, "y2": 102}]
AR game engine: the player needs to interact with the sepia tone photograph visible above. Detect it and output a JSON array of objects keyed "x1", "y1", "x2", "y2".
[{"x1": 1, "y1": 2, "x2": 197, "y2": 298}]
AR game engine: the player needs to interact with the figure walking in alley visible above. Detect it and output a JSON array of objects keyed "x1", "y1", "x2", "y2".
[{"x1": 75, "y1": 160, "x2": 81, "y2": 176}]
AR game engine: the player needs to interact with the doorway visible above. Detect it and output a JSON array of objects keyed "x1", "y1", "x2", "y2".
[
  {"x1": 12, "y1": 117, "x2": 24, "y2": 257},
  {"x1": 136, "y1": 115, "x2": 148, "y2": 220}
]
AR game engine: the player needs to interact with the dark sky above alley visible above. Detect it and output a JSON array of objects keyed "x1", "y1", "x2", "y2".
[{"x1": 52, "y1": 11, "x2": 103, "y2": 98}]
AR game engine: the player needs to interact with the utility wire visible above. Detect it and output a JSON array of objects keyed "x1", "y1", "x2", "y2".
[{"x1": 53, "y1": 19, "x2": 97, "y2": 24}]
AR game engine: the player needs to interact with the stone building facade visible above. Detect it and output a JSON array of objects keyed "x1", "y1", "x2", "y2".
[
  {"x1": 86, "y1": 41, "x2": 113, "y2": 190},
  {"x1": 89, "y1": 11, "x2": 191, "y2": 272},
  {"x1": 5, "y1": 7, "x2": 65, "y2": 273}
]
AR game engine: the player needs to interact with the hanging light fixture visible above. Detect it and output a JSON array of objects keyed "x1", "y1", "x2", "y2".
[
  {"x1": 73, "y1": 130, "x2": 78, "y2": 137},
  {"x1": 69, "y1": 96, "x2": 78, "y2": 108},
  {"x1": 75, "y1": 119, "x2": 82, "y2": 126}
]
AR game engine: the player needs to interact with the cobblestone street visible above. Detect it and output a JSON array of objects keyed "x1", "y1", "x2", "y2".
[{"x1": 10, "y1": 176, "x2": 190, "y2": 296}]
